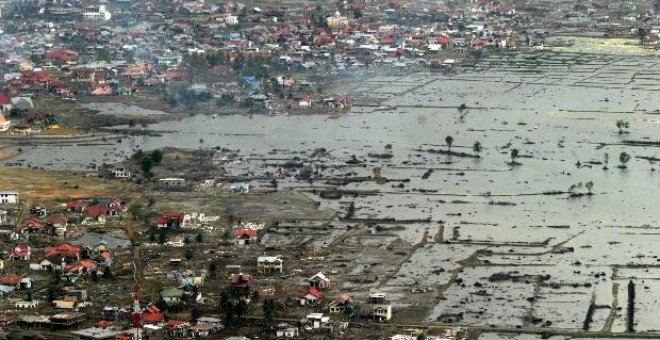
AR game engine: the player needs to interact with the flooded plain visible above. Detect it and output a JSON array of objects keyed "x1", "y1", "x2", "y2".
[{"x1": 4, "y1": 51, "x2": 660, "y2": 333}]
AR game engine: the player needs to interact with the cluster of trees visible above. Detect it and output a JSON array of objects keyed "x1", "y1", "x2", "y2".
[{"x1": 131, "y1": 149, "x2": 163, "y2": 181}]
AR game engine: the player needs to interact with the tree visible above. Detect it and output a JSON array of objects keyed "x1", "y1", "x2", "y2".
[
  {"x1": 102, "y1": 267, "x2": 113, "y2": 279},
  {"x1": 208, "y1": 262, "x2": 218, "y2": 278},
  {"x1": 616, "y1": 120, "x2": 630, "y2": 134},
  {"x1": 150, "y1": 149, "x2": 163, "y2": 164},
  {"x1": 619, "y1": 152, "x2": 631, "y2": 168},
  {"x1": 473, "y1": 141, "x2": 482, "y2": 153},
  {"x1": 141, "y1": 157, "x2": 154, "y2": 181},
  {"x1": 263, "y1": 298, "x2": 276, "y2": 324},
  {"x1": 585, "y1": 181, "x2": 594, "y2": 195},
  {"x1": 158, "y1": 230, "x2": 168, "y2": 244},
  {"x1": 183, "y1": 236, "x2": 190, "y2": 244},
  {"x1": 196, "y1": 233, "x2": 204, "y2": 243},
  {"x1": 184, "y1": 249, "x2": 194, "y2": 260},
  {"x1": 445, "y1": 136, "x2": 454, "y2": 152},
  {"x1": 510, "y1": 148, "x2": 520, "y2": 163}
]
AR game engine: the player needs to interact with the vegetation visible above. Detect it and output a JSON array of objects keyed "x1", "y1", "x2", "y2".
[
  {"x1": 473, "y1": 141, "x2": 482, "y2": 153},
  {"x1": 445, "y1": 136, "x2": 454, "y2": 152},
  {"x1": 510, "y1": 148, "x2": 520, "y2": 164},
  {"x1": 619, "y1": 152, "x2": 631, "y2": 168},
  {"x1": 616, "y1": 120, "x2": 630, "y2": 134}
]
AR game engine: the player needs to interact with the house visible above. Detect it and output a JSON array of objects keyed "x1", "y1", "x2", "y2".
[
  {"x1": 300, "y1": 287, "x2": 323, "y2": 305},
  {"x1": 67, "y1": 200, "x2": 88, "y2": 212},
  {"x1": 368, "y1": 292, "x2": 388, "y2": 304},
  {"x1": 46, "y1": 243, "x2": 82, "y2": 262},
  {"x1": 0, "y1": 114, "x2": 10, "y2": 132},
  {"x1": 12, "y1": 123, "x2": 34, "y2": 135},
  {"x1": 156, "y1": 211, "x2": 185, "y2": 229},
  {"x1": 372, "y1": 304, "x2": 392, "y2": 321},
  {"x1": 230, "y1": 274, "x2": 251, "y2": 290},
  {"x1": 143, "y1": 304, "x2": 165, "y2": 324},
  {"x1": 0, "y1": 274, "x2": 21, "y2": 288},
  {"x1": 10, "y1": 243, "x2": 31, "y2": 261},
  {"x1": 257, "y1": 256, "x2": 283, "y2": 273},
  {"x1": 275, "y1": 323, "x2": 299, "y2": 338},
  {"x1": 189, "y1": 322, "x2": 213, "y2": 337},
  {"x1": 70, "y1": 327, "x2": 118, "y2": 340},
  {"x1": 0, "y1": 191, "x2": 18, "y2": 204},
  {"x1": 20, "y1": 218, "x2": 43, "y2": 234},
  {"x1": 84, "y1": 205, "x2": 109, "y2": 223},
  {"x1": 196, "y1": 317, "x2": 223, "y2": 332},
  {"x1": 165, "y1": 320, "x2": 190, "y2": 337},
  {"x1": 234, "y1": 229, "x2": 258, "y2": 245},
  {"x1": 328, "y1": 293, "x2": 353, "y2": 314},
  {"x1": 0, "y1": 259, "x2": 4, "y2": 271},
  {"x1": 0, "y1": 210, "x2": 7, "y2": 224},
  {"x1": 30, "y1": 204, "x2": 47, "y2": 217},
  {"x1": 308, "y1": 272, "x2": 331, "y2": 289},
  {"x1": 159, "y1": 178, "x2": 186, "y2": 189},
  {"x1": 47, "y1": 214, "x2": 69, "y2": 235},
  {"x1": 305, "y1": 313, "x2": 329, "y2": 329},
  {"x1": 161, "y1": 288, "x2": 184, "y2": 303},
  {"x1": 112, "y1": 167, "x2": 131, "y2": 179}
]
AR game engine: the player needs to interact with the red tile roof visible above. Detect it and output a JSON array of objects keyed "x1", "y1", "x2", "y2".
[
  {"x1": 303, "y1": 287, "x2": 323, "y2": 299},
  {"x1": 156, "y1": 211, "x2": 185, "y2": 225},
  {"x1": 234, "y1": 229, "x2": 258, "y2": 238},
  {"x1": 0, "y1": 274, "x2": 22, "y2": 286},
  {"x1": 85, "y1": 205, "x2": 108, "y2": 218}
]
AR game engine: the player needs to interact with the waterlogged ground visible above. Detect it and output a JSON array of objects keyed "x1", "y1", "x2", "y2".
[{"x1": 5, "y1": 51, "x2": 660, "y2": 332}]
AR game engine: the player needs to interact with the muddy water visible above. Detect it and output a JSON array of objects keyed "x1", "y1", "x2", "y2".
[{"x1": 4, "y1": 51, "x2": 660, "y2": 330}]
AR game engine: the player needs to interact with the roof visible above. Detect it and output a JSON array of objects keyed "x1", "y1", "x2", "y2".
[
  {"x1": 303, "y1": 287, "x2": 323, "y2": 299},
  {"x1": 156, "y1": 211, "x2": 185, "y2": 224},
  {"x1": 0, "y1": 275, "x2": 21, "y2": 286},
  {"x1": 46, "y1": 243, "x2": 81, "y2": 258},
  {"x1": 257, "y1": 256, "x2": 281, "y2": 263},
  {"x1": 161, "y1": 287, "x2": 184, "y2": 298},
  {"x1": 234, "y1": 229, "x2": 258, "y2": 238},
  {"x1": 47, "y1": 214, "x2": 69, "y2": 225},
  {"x1": 309, "y1": 272, "x2": 329, "y2": 282},
  {"x1": 86, "y1": 205, "x2": 108, "y2": 218},
  {"x1": 143, "y1": 312, "x2": 165, "y2": 323}
]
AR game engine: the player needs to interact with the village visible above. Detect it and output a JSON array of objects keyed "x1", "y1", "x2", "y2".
[{"x1": 0, "y1": 0, "x2": 656, "y2": 136}]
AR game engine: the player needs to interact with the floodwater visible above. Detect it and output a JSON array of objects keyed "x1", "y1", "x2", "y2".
[{"x1": 4, "y1": 51, "x2": 660, "y2": 331}]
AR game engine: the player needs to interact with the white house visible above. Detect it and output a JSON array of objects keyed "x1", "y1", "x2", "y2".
[
  {"x1": 306, "y1": 313, "x2": 329, "y2": 329},
  {"x1": 82, "y1": 5, "x2": 112, "y2": 20},
  {"x1": 159, "y1": 178, "x2": 186, "y2": 188},
  {"x1": 113, "y1": 167, "x2": 131, "y2": 178},
  {"x1": 257, "y1": 256, "x2": 283, "y2": 273},
  {"x1": 0, "y1": 191, "x2": 18, "y2": 204},
  {"x1": 0, "y1": 210, "x2": 7, "y2": 224}
]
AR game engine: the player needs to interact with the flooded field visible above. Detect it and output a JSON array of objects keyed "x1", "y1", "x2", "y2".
[{"x1": 4, "y1": 51, "x2": 660, "y2": 333}]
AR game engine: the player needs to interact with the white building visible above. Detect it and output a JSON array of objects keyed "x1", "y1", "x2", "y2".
[
  {"x1": 82, "y1": 5, "x2": 112, "y2": 21},
  {"x1": 0, "y1": 191, "x2": 18, "y2": 204},
  {"x1": 257, "y1": 256, "x2": 283, "y2": 273},
  {"x1": 0, "y1": 114, "x2": 10, "y2": 132},
  {"x1": 113, "y1": 167, "x2": 131, "y2": 178}
]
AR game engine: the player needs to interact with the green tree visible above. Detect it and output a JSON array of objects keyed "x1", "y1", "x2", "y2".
[
  {"x1": 158, "y1": 230, "x2": 168, "y2": 244},
  {"x1": 150, "y1": 149, "x2": 163, "y2": 164},
  {"x1": 102, "y1": 267, "x2": 113, "y2": 279},
  {"x1": 616, "y1": 120, "x2": 630, "y2": 134},
  {"x1": 208, "y1": 262, "x2": 218, "y2": 278},
  {"x1": 196, "y1": 233, "x2": 204, "y2": 243},
  {"x1": 619, "y1": 152, "x2": 631, "y2": 168},
  {"x1": 473, "y1": 141, "x2": 482, "y2": 153},
  {"x1": 184, "y1": 249, "x2": 194, "y2": 260},
  {"x1": 445, "y1": 136, "x2": 454, "y2": 152},
  {"x1": 183, "y1": 236, "x2": 190, "y2": 244},
  {"x1": 141, "y1": 157, "x2": 154, "y2": 181},
  {"x1": 585, "y1": 181, "x2": 594, "y2": 194},
  {"x1": 510, "y1": 149, "x2": 520, "y2": 163},
  {"x1": 263, "y1": 298, "x2": 275, "y2": 324}
]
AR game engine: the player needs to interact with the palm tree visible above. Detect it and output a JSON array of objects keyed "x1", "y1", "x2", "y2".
[
  {"x1": 619, "y1": 152, "x2": 631, "y2": 168},
  {"x1": 616, "y1": 120, "x2": 630, "y2": 134},
  {"x1": 585, "y1": 181, "x2": 594, "y2": 195},
  {"x1": 510, "y1": 148, "x2": 520, "y2": 164},
  {"x1": 445, "y1": 136, "x2": 454, "y2": 152},
  {"x1": 473, "y1": 141, "x2": 482, "y2": 153}
]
